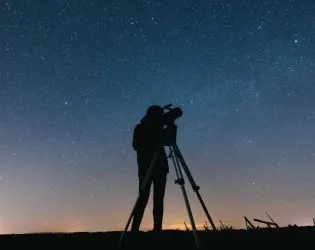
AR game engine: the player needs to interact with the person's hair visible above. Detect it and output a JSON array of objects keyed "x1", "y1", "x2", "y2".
[{"x1": 146, "y1": 105, "x2": 163, "y2": 117}]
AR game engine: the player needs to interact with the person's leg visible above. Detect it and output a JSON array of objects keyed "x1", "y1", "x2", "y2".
[
  {"x1": 152, "y1": 173, "x2": 167, "y2": 231},
  {"x1": 131, "y1": 174, "x2": 152, "y2": 231}
]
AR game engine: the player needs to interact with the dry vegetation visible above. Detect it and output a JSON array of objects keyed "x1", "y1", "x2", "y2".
[{"x1": 1, "y1": 226, "x2": 314, "y2": 250}]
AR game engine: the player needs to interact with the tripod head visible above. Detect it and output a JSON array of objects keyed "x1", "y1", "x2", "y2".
[{"x1": 164, "y1": 123, "x2": 177, "y2": 146}]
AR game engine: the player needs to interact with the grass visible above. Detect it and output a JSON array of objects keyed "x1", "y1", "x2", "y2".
[{"x1": 0, "y1": 226, "x2": 314, "y2": 250}]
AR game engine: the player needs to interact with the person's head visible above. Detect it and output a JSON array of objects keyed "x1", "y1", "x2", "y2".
[{"x1": 145, "y1": 105, "x2": 163, "y2": 120}]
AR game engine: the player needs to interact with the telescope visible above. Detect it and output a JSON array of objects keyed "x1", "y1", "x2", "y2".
[
  {"x1": 161, "y1": 104, "x2": 182, "y2": 146},
  {"x1": 161, "y1": 103, "x2": 182, "y2": 125}
]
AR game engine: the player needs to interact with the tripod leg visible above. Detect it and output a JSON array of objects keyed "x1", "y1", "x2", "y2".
[
  {"x1": 173, "y1": 144, "x2": 217, "y2": 231},
  {"x1": 118, "y1": 145, "x2": 161, "y2": 246},
  {"x1": 168, "y1": 146, "x2": 201, "y2": 249}
]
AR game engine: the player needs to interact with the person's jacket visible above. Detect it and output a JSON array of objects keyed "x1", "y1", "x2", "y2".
[{"x1": 132, "y1": 115, "x2": 169, "y2": 177}]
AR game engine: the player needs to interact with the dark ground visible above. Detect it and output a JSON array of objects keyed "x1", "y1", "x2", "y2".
[{"x1": 1, "y1": 226, "x2": 314, "y2": 250}]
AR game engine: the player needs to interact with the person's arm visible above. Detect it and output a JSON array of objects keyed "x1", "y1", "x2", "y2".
[
  {"x1": 133, "y1": 122, "x2": 165, "y2": 151},
  {"x1": 132, "y1": 124, "x2": 142, "y2": 151}
]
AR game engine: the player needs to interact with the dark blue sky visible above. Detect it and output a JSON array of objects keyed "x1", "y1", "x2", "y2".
[{"x1": 0, "y1": 0, "x2": 315, "y2": 233}]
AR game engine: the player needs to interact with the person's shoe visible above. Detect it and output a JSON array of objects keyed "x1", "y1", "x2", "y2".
[{"x1": 153, "y1": 227, "x2": 162, "y2": 233}]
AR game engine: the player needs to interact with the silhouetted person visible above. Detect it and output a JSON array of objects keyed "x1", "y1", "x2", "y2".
[{"x1": 131, "y1": 105, "x2": 169, "y2": 232}]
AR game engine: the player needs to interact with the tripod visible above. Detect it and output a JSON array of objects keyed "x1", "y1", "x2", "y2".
[{"x1": 118, "y1": 124, "x2": 216, "y2": 249}]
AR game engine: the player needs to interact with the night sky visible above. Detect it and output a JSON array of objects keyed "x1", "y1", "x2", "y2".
[{"x1": 1, "y1": 0, "x2": 315, "y2": 234}]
